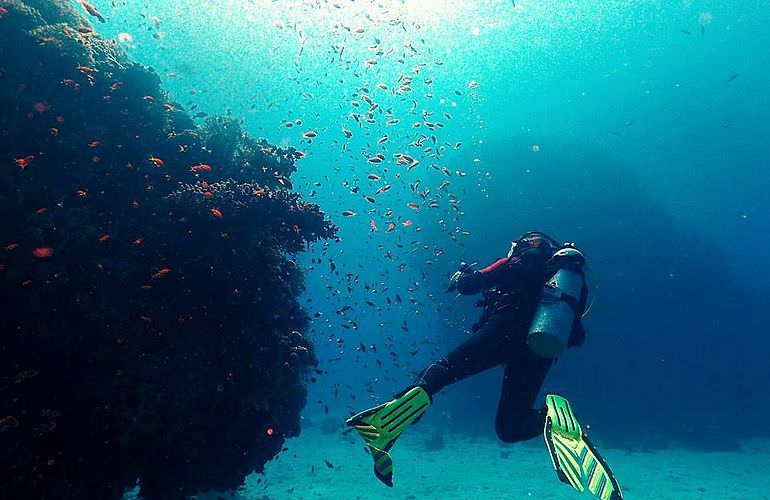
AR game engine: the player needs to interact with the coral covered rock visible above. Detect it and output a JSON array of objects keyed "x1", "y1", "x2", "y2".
[{"x1": 0, "y1": 1, "x2": 336, "y2": 498}]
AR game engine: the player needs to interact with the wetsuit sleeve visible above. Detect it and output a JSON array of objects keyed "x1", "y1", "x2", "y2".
[
  {"x1": 456, "y1": 246, "x2": 551, "y2": 295},
  {"x1": 455, "y1": 257, "x2": 509, "y2": 295}
]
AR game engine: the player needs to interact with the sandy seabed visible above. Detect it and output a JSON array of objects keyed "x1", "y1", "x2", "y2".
[{"x1": 220, "y1": 425, "x2": 770, "y2": 500}]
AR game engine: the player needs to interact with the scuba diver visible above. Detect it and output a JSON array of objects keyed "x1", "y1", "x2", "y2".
[{"x1": 346, "y1": 231, "x2": 623, "y2": 500}]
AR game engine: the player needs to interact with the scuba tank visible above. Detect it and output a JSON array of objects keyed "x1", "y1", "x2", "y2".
[{"x1": 527, "y1": 245, "x2": 586, "y2": 358}]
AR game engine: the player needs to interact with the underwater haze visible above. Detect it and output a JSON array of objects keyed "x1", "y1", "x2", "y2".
[{"x1": 2, "y1": 0, "x2": 770, "y2": 499}]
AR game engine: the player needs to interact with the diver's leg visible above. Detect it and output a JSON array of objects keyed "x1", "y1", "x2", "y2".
[
  {"x1": 495, "y1": 347, "x2": 553, "y2": 443},
  {"x1": 416, "y1": 308, "x2": 517, "y2": 395},
  {"x1": 346, "y1": 309, "x2": 517, "y2": 486}
]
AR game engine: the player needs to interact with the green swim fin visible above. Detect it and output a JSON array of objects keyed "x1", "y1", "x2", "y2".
[
  {"x1": 345, "y1": 386, "x2": 431, "y2": 487},
  {"x1": 543, "y1": 394, "x2": 623, "y2": 500}
]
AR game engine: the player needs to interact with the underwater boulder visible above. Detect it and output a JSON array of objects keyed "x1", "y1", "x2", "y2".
[{"x1": 0, "y1": 1, "x2": 336, "y2": 498}]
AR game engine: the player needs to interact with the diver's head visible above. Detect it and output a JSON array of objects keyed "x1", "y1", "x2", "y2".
[{"x1": 508, "y1": 231, "x2": 559, "y2": 258}]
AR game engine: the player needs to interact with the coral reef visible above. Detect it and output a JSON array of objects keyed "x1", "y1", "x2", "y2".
[{"x1": 0, "y1": 1, "x2": 336, "y2": 498}]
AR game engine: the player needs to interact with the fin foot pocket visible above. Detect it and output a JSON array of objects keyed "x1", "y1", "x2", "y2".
[
  {"x1": 345, "y1": 386, "x2": 431, "y2": 486},
  {"x1": 544, "y1": 394, "x2": 623, "y2": 500}
]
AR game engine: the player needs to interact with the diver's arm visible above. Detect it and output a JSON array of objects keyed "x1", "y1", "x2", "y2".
[
  {"x1": 453, "y1": 244, "x2": 551, "y2": 294},
  {"x1": 455, "y1": 257, "x2": 509, "y2": 295}
]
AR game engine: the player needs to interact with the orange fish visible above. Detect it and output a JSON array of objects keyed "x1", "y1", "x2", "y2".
[
  {"x1": 252, "y1": 189, "x2": 265, "y2": 197},
  {"x1": 132, "y1": 237, "x2": 144, "y2": 245},
  {"x1": 80, "y1": 1, "x2": 106, "y2": 22},
  {"x1": 4, "y1": 243, "x2": 19, "y2": 251},
  {"x1": 98, "y1": 234, "x2": 111, "y2": 243},
  {"x1": 88, "y1": 140, "x2": 101, "y2": 148},
  {"x1": 148, "y1": 156, "x2": 164, "y2": 167},
  {"x1": 49, "y1": 127, "x2": 59, "y2": 136},
  {"x1": 203, "y1": 191, "x2": 214, "y2": 199},
  {"x1": 110, "y1": 82, "x2": 123, "y2": 91},
  {"x1": 190, "y1": 163, "x2": 212, "y2": 172},
  {"x1": 62, "y1": 79, "x2": 80, "y2": 90},
  {"x1": 75, "y1": 189, "x2": 87, "y2": 197},
  {"x1": 131, "y1": 200, "x2": 140, "y2": 208},
  {"x1": 0, "y1": 7, "x2": 8, "y2": 18},
  {"x1": 140, "y1": 315, "x2": 153, "y2": 324},
  {"x1": 210, "y1": 208, "x2": 223, "y2": 218},
  {"x1": 151, "y1": 268, "x2": 171, "y2": 279},
  {"x1": 407, "y1": 202, "x2": 420, "y2": 211},
  {"x1": 261, "y1": 147, "x2": 273, "y2": 154},
  {"x1": 370, "y1": 220, "x2": 379, "y2": 232},
  {"x1": 386, "y1": 223, "x2": 396, "y2": 233},
  {"x1": 35, "y1": 208, "x2": 48, "y2": 214},
  {"x1": 14, "y1": 155, "x2": 34, "y2": 171},
  {"x1": 32, "y1": 247, "x2": 54, "y2": 258},
  {"x1": 403, "y1": 220, "x2": 413, "y2": 227},
  {"x1": 0, "y1": 416, "x2": 19, "y2": 431},
  {"x1": 163, "y1": 103, "x2": 175, "y2": 111}
]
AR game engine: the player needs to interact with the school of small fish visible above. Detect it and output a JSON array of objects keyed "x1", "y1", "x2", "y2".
[
  {"x1": 4, "y1": 0, "x2": 740, "y2": 475},
  {"x1": 40, "y1": 0, "x2": 524, "y2": 443}
]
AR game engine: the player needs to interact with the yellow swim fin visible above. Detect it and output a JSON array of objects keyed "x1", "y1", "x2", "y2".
[
  {"x1": 544, "y1": 394, "x2": 623, "y2": 500},
  {"x1": 345, "y1": 386, "x2": 431, "y2": 486}
]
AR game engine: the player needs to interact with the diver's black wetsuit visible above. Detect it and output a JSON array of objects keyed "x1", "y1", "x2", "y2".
[{"x1": 416, "y1": 243, "x2": 586, "y2": 443}]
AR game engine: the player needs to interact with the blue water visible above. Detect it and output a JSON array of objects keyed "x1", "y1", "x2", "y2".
[{"x1": 46, "y1": 0, "x2": 770, "y2": 496}]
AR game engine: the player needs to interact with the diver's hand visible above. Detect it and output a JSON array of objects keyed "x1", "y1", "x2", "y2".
[
  {"x1": 446, "y1": 262, "x2": 469, "y2": 292},
  {"x1": 446, "y1": 270, "x2": 462, "y2": 293}
]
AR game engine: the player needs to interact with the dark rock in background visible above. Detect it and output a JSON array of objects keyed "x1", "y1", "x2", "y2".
[{"x1": 0, "y1": 1, "x2": 337, "y2": 498}]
